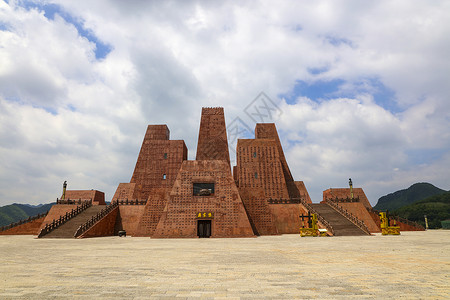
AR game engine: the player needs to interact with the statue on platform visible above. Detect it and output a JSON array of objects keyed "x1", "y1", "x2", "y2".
[
  {"x1": 349, "y1": 178, "x2": 353, "y2": 199},
  {"x1": 62, "y1": 181, "x2": 67, "y2": 200}
]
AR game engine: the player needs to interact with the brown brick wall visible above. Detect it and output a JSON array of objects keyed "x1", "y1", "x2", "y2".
[
  {"x1": 269, "y1": 204, "x2": 301, "y2": 234},
  {"x1": 64, "y1": 190, "x2": 105, "y2": 205},
  {"x1": 153, "y1": 160, "x2": 254, "y2": 238},
  {"x1": 0, "y1": 216, "x2": 46, "y2": 235},
  {"x1": 79, "y1": 207, "x2": 118, "y2": 238},
  {"x1": 255, "y1": 123, "x2": 299, "y2": 199},
  {"x1": 135, "y1": 188, "x2": 169, "y2": 236},
  {"x1": 112, "y1": 183, "x2": 137, "y2": 201},
  {"x1": 238, "y1": 187, "x2": 278, "y2": 235},
  {"x1": 40, "y1": 204, "x2": 79, "y2": 230},
  {"x1": 295, "y1": 181, "x2": 312, "y2": 203},
  {"x1": 114, "y1": 205, "x2": 147, "y2": 236},
  {"x1": 144, "y1": 124, "x2": 170, "y2": 141},
  {"x1": 195, "y1": 107, "x2": 230, "y2": 164},
  {"x1": 336, "y1": 202, "x2": 380, "y2": 233},
  {"x1": 129, "y1": 125, "x2": 187, "y2": 200},
  {"x1": 236, "y1": 139, "x2": 290, "y2": 200}
]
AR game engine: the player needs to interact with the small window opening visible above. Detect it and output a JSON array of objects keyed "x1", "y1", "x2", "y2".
[
  {"x1": 163, "y1": 174, "x2": 167, "y2": 180},
  {"x1": 164, "y1": 153, "x2": 167, "y2": 159},
  {"x1": 254, "y1": 172, "x2": 258, "y2": 179},
  {"x1": 253, "y1": 152, "x2": 257, "y2": 157}
]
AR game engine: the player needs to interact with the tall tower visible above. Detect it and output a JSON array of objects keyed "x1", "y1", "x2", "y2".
[
  {"x1": 128, "y1": 125, "x2": 187, "y2": 200},
  {"x1": 196, "y1": 107, "x2": 230, "y2": 165}
]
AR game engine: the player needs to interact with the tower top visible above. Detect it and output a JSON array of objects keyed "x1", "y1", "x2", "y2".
[
  {"x1": 196, "y1": 107, "x2": 230, "y2": 164},
  {"x1": 201, "y1": 107, "x2": 224, "y2": 115}
]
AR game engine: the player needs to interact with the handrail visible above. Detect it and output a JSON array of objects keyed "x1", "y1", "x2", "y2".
[
  {"x1": 328, "y1": 196, "x2": 361, "y2": 203},
  {"x1": 298, "y1": 198, "x2": 335, "y2": 235},
  {"x1": 326, "y1": 201, "x2": 371, "y2": 235},
  {"x1": 56, "y1": 198, "x2": 88, "y2": 205},
  {"x1": 368, "y1": 208, "x2": 425, "y2": 230},
  {"x1": 74, "y1": 201, "x2": 119, "y2": 238},
  {"x1": 37, "y1": 200, "x2": 92, "y2": 238},
  {"x1": 112, "y1": 199, "x2": 147, "y2": 205},
  {"x1": 0, "y1": 211, "x2": 49, "y2": 232},
  {"x1": 267, "y1": 198, "x2": 301, "y2": 204}
]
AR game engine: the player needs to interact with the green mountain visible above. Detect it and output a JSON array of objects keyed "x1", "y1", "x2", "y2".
[
  {"x1": 394, "y1": 192, "x2": 450, "y2": 229},
  {"x1": 0, "y1": 203, "x2": 53, "y2": 227},
  {"x1": 374, "y1": 182, "x2": 446, "y2": 211}
]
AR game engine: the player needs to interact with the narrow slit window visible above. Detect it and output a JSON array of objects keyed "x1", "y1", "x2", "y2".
[
  {"x1": 163, "y1": 174, "x2": 167, "y2": 180},
  {"x1": 164, "y1": 153, "x2": 168, "y2": 159},
  {"x1": 254, "y1": 172, "x2": 258, "y2": 179}
]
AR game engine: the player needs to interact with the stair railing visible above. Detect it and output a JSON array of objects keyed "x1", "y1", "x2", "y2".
[
  {"x1": 326, "y1": 201, "x2": 371, "y2": 235},
  {"x1": 368, "y1": 208, "x2": 425, "y2": 230},
  {"x1": 56, "y1": 198, "x2": 86, "y2": 205},
  {"x1": 112, "y1": 199, "x2": 147, "y2": 205},
  {"x1": 299, "y1": 198, "x2": 335, "y2": 235},
  {"x1": 0, "y1": 211, "x2": 49, "y2": 232},
  {"x1": 74, "y1": 201, "x2": 119, "y2": 238},
  {"x1": 37, "y1": 200, "x2": 92, "y2": 238}
]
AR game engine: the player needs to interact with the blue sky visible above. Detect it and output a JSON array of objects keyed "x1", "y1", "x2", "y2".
[
  {"x1": 22, "y1": 1, "x2": 112, "y2": 60},
  {"x1": 0, "y1": 0, "x2": 449, "y2": 206}
]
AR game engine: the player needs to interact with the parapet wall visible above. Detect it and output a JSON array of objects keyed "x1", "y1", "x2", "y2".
[
  {"x1": 114, "y1": 205, "x2": 147, "y2": 236},
  {"x1": 79, "y1": 207, "x2": 118, "y2": 238},
  {"x1": 64, "y1": 190, "x2": 105, "y2": 205},
  {"x1": 335, "y1": 202, "x2": 380, "y2": 233},
  {"x1": 0, "y1": 216, "x2": 46, "y2": 235},
  {"x1": 323, "y1": 188, "x2": 372, "y2": 208},
  {"x1": 40, "y1": 204, "x2": 79, "y2": 230}
]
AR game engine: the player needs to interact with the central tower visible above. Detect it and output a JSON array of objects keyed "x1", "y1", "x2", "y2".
[{"x1": 195, "y1": 107, "x2": 230, "y2": 165}]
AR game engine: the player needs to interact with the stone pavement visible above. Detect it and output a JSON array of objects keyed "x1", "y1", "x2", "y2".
[{"x1": 0, "y1": 231, "x2": 448, "y2": 299}]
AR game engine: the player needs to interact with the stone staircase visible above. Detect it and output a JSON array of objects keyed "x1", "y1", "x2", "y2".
[
  {"x1": 310, "y1": 203, "x2": 368, "y2": 236},
  {"x1": 41, "y1": 206, "x2": 105, "y2": 238}
]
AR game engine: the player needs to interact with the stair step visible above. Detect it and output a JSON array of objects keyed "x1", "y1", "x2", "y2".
[
  {"x1": 310, "y1": 203, "x2": 368, "y2": 236},
  {"x1": 42, "y1": 206, "x2": 105, "y2": 238}
]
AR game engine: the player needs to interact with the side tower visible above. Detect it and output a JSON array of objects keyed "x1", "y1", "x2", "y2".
[
  {"x1": 112, "y1": 125, "x2": 187, "y2": 201},
  {"x1": 112, "y1": 124, "x2": 187, "y2": 236},
  {"x1": 235, "y1": 123, "x2": 311, "y2": 234},
  {"x1": 254, "y1": 123, "x2": 300, "y2": 199}
]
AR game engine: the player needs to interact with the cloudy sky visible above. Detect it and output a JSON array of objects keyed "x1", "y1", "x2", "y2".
[{"x1": 1, "y1": 0, "x2": 449, "y2": 206}]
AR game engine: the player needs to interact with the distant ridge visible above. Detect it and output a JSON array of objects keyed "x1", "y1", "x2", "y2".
[
  {"x1": 374, "y1": 183, "x2": 447, "y2": 211},
  {"x1": 394, "y1": 191, "x2": 450, "y2": 229},
  {"x1": 0, "y1": 203, "x2": 53, "y2": 227}
]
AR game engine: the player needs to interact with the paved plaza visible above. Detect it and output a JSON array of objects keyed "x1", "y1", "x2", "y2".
[{"x1": 0, "y1": 231, "x2": 449, "y2": 299}]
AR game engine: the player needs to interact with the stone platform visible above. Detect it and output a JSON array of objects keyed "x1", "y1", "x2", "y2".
[{"x1": 0, "y1": 231, "x2": 448, "y2": 299}]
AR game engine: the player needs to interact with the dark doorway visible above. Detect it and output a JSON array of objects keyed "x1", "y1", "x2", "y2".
[{"x1": 197, "y1": 220, "x2": 211, "y2": 238}]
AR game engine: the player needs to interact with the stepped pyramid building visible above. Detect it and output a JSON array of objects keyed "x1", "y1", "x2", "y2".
[
  {"x1": 109, "y1": 107, "x2": 310, "y2": 238},
  {"x1": 1, "y1": 107, "x2": 425, "y2": 238}
]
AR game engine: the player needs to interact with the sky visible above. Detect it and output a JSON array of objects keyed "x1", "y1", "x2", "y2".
[{"x1": 0, "y1": 0, "x2": 449, "y2": 206}]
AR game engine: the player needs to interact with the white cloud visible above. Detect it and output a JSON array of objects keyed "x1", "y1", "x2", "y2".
[{"x1": 0, "y1": 0, "x2": 449, "y2": 206}]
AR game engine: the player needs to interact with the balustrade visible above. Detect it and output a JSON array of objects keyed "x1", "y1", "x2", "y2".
[
  {"x1": 112, "y1": 199, "x2": 147, "y2": 205},
  {"x1": 326, "y1": 201, "x2": 371, "y2": 235},
  {"x1": 74, "y1": 201, "x2": 119, "y2": 237},
  {"x1": 368, "y1": 208, "x2": 424, "y2": 230},
  {"x1": 37, "y1": 200, "x2": 92, "y2": 238},
  {"x1": 298, "y1": 198, "x2": 335, "y2": 235},
  {"x1": 0, "y1": 212, "x2": 49, "y2": 232}
]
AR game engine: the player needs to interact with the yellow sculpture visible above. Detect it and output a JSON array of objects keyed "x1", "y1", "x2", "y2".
[
  {"x1": 379, "y1": 212, "x2": 400, "y2": 235},
  {"x1": 300, "y1": 213, "x2": 326, "y2": 237}
]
